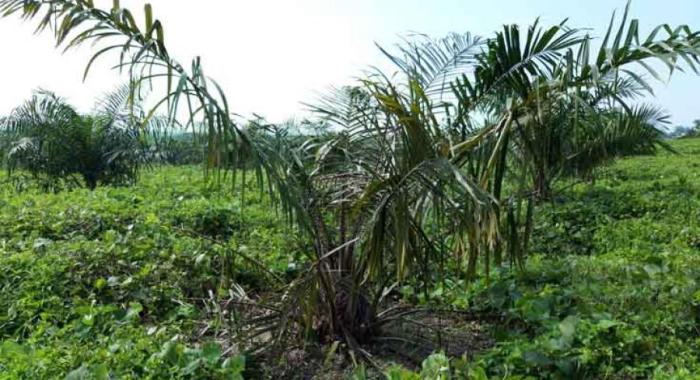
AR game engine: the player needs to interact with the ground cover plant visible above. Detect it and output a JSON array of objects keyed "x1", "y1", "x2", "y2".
[
  {"x1": 0, "y1": 167, "x2": 296, "y2": 378},
  {"x1": 1, "y1": 0, "x2": 700, "y2": 378}
]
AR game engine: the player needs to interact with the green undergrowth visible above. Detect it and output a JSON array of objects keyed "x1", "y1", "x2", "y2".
[{"x1": 0, "y1": 167, "x2": 298, "y2": 379}]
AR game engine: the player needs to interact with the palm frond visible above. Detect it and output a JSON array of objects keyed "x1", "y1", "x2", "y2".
[{"x1": 377, "y1": 32, "x2": 485, "y2": 97}]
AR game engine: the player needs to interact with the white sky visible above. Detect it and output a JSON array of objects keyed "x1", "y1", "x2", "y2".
[{"x1": 1, "y1": 0, "x2": 698, "y2": 126}]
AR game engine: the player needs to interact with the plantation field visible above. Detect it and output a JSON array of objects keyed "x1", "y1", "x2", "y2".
[{"x1": 2, "y1": 138, "x2": 700, "y2": 379}]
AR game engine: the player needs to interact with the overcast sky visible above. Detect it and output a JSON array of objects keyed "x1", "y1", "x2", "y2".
[{"x1": 1, "y1": 0, "x2": 698, "y2": 126}]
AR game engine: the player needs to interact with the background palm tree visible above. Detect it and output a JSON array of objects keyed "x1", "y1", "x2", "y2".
[{"x1": 2, "y1": 85, "x2": 146, "y2": 189}]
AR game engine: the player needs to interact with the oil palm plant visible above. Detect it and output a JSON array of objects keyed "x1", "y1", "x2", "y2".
[
  {"x1": 371, "y1": 1, "x2": 699, "y2": 279},
  {"x1": 2, "y1": 85, "x2": 146, "y2": 189},
  {"x1": 563, "y1": 103, "x2": 673, "y2": 179},
  {"x1": 305, "y1": 84, "x2": 499, "y2": 343},
  {"x1": 471, "y1": 3, "x2": 699, "y2": 199}
]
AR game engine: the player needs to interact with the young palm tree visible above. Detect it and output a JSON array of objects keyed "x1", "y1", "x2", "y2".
[
  {"x1": 296, "y1": 84, "x2": 499, "y2": 344},
  {"x1": 2, "y1": 86, "x2": 145, "y2": 189},
  {"x1": 371, "y1": 3, "x2": 699, "y2": 280}
]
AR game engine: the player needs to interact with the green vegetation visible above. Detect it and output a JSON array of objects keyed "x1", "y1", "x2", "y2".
[
  {"x1": 2, "y1": 139, "x2": 699, "y2": 378},
  {"x1": 681, "y1": 120, "x2": 700, "y2": 139},
  {"x1": 0, "y1": 139, "x2": 700, "y2": 379},
  {"x1": 1, "y1": 0, "x2": 700, "y2": 378},
  {"x1": 0, "y1": 167, "x2": 291, "y2": 378}
]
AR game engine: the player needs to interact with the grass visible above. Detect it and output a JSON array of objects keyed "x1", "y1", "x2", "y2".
[{"x1": 2, "y1": 139, "x2": 700, "y2": 379}]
